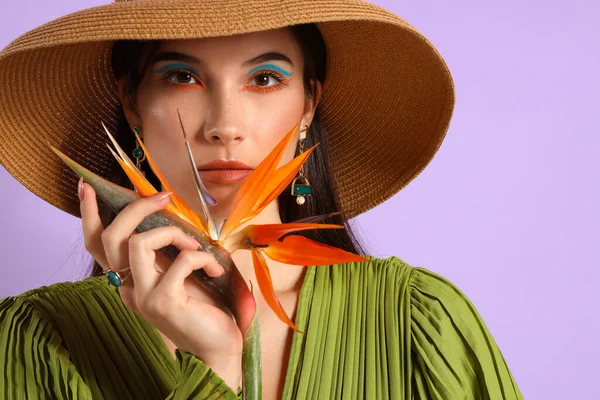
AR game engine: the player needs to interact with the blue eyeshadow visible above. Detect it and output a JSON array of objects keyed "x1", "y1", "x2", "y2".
[
  {"x1": 152, "y1": 63, "x2": 201, "y2": 75},
  {"x1": 247, "y1": 64, "x2": 292, "y2": 77}
]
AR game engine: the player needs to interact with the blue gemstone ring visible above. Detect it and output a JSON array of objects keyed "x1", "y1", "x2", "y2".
[{"x1": 104, "y1": 267, "x2": 131, "y2": 288}]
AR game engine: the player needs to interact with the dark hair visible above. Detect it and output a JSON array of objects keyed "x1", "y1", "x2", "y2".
[{"x1": 89, "y1": 24, "x2": 366, "y2": 278}]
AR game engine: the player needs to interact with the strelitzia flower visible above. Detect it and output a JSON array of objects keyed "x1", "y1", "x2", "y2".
[{"x1": 49, "y1": 119, "x2": 368, "y2": 398}]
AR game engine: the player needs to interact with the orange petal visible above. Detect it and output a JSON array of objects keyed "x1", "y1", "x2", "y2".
[
  {"x1": 104, "y1": 127, "x2": 188, "y2": 223},
  {"x1": 251, "y1": 248, "x2": 302, "y2": 332},
  {"x1": 133, "y1": 132, "x2": 208, "y2": 234},
  {"x1": 264, "y1": 235, "x2": 370, "y2": 266},
  {"x1": 245, "y1": 223, "x2": 345, "y2": 246},
  {"x1": 107, "y1": 146, "x2": 184, "y2": 217},
  {"x1": 106, "y1": 146, "x2": 157, "y2": 196},
  {"x1": 102, "y1": 123, "x2": 156, "y2": 195},
  {"x1": 239, "y1": 144, "x2": 317, "y2": 225},
  {"x1": 219, "y1": 124, "x2": 298, "y2": 239}
]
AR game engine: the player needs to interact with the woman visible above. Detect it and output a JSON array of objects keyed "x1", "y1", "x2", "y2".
[{"x1": 0, "y1": 0, "x2": 523, "y2": 399}]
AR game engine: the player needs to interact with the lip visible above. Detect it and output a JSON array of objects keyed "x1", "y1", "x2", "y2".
[
  {"x1": 197, "y1": 160, "x2": 253, "y2": 185},
  {"x1": 196, "y1": 160, "x2": 253, "y2": 170}
]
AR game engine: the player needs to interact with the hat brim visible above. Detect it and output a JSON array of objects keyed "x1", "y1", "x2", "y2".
[{"x1": 0, "y1": 0, "x2": 454, "y2": 219}]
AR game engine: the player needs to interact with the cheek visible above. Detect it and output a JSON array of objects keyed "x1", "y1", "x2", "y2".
[
  {"x1": 136, "y1": 84, "x2": 174, "y2": 130},
  {"x1": 143, "y1": 138, "x2": 200, "y2": 201},
  {"x1": 145, "y1": 138, "x2": 183, "y2": 181},
  {"x1": 136, "y1": 87, "x2": 189, "y2": 186},
  {"x1": 137, "y1": 80, "x2": 206, "y2": 134},
  {"x1": 249, "y1": 87, "x2": 306, "y2": 161},
  {"x1": 148, "y1": 101, "x2": 168, "y2": 122},
  {"x1": 266, "y1": 85, "x2": 306, "y2": 128}
]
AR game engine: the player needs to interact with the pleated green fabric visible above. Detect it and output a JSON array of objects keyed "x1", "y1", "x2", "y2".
[{"x1": 0, "y1": 256, "x2": 522, "y2": 399}]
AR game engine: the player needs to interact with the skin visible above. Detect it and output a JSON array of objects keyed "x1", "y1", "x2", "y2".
[{"x1": 78, "y1": 28, "x2": 322, "y2": 395}]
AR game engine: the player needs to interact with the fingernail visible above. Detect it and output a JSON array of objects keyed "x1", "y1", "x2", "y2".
[
  {"x1": 78, "y1": 177, "x2": 85, "y2": 202},
  {"x1": 153, "y1": 191, "x2": 172, "y2": 202}
]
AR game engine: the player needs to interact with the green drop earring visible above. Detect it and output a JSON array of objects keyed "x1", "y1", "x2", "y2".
[
  {"x1": 132, "y1": 126, "x2": 146, "y2": 177},
  {"x1": 291, "y1": 125, "x2": 312, "y2": 205}
]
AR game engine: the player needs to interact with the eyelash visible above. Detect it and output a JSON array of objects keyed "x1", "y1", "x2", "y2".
[
  {"x1": 160, "y1": 70, "x2": 202, "y2": 89},
  {"x1": 159, "y1": 69, "x2": 290, "y2": 92}
]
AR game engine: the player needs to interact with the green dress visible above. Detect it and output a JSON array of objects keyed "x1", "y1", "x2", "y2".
[{"x1": 0, "y1": 256, "x2": 523, "y2": 399}]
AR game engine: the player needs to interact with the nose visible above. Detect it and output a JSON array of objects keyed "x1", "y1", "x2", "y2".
[{"x1": 202, "y1": 93, "x2": 247, "y2": 145}]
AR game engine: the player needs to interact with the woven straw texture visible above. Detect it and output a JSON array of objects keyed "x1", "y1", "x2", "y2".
[{"x1": 0, "y1": 0, "x2": 455, "y2": 218}]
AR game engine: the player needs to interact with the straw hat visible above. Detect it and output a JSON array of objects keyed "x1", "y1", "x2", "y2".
[{"x1": 0, "y1": 0, "x2": 454, "y2": 219}]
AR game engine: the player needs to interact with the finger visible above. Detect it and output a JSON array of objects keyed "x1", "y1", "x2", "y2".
[
  {"x1": 128, "y1": 225, "x2": 201, "y2": 299},
  {"x1": 158, "y1": 250, "x2": 225, "y2": 291},
  {"x1": 79, "y1": 178, "x2": 109, "y2": 268},
  {"x1": 155, "y1": 250, "x2": 223, "y2": 299},
  {"x1": 101, "y1": 191, "x2": 172, "y2": 271}
]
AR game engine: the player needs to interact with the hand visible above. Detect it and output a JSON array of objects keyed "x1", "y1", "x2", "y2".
[{"x1": 78, "y1": 178, "x2": 242, "y2": 389}]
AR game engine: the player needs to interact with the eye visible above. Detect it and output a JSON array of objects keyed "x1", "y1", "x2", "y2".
[
  {"x1": 249, "y1": 71, "x2": 284, "y2": 88},
  {"x1": 164, "y1": 70, "x2": 200, "y2": 85}
]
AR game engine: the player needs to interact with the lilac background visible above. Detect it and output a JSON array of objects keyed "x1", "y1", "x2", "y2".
[{"x1": 1, "y1": 0, "x2": 598, "y2": 398}]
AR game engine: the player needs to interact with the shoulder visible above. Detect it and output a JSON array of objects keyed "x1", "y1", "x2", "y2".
[
  {"x1": 328, "y1": 255, "x2": 465, "y2": 300},
  {"x1": 1, "y1": 275, "x2": 108, "y2": 311},
  {"x1": 328, "y1": 254, "x2": 414, "y2": 284},
  {"x1": 327, "y1": 255, "x2": 503, "y2": 358},
  {"x1": 346, "y1": 257, "x2": 523, "y2": 398},
  {"x1": 314, "y1": 255, "x2": 471, "y2": 327},
  {"x1": 333, "y1": 255, "x2": 478, "y2": 304},
  {"x1": 0, "y1": 277, "x2": 111, "y2": 358},
  {"x1": 347, "y1": 256, "x2": 495, "y2": 343},
  {"x1": 381, "y1": 260, "x2": 524, "y2": 399},
  {"x1": 1, "y1": 275, "x2": 121, "y2": 336},
  {"x1": 15, "y1": 275, "x2": 108, "y2": 300}
]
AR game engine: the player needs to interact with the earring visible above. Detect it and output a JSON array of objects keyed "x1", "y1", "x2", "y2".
[
  {"x1": 132, "y1": 127, "x2": 146, "y2": 176},
  {"x1": 291, "y1": 125, "x2": 312, "y2": 205}
]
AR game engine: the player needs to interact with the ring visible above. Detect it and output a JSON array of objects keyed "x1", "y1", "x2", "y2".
[{"x1": 103, "y1": 267, "x2": 131, "y2": 287}]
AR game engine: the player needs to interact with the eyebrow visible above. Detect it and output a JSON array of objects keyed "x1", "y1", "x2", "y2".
[
  {"x1": 241, "y1": 52, "x2": 294, "y2": 68},
  {"x1": 150, "y1": 51, "x2": 294, "y2": 69}
]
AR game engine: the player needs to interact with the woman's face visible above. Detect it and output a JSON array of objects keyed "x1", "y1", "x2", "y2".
[{"x1": 118, "y1": 28, "x2": 319, "y2": 218}]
